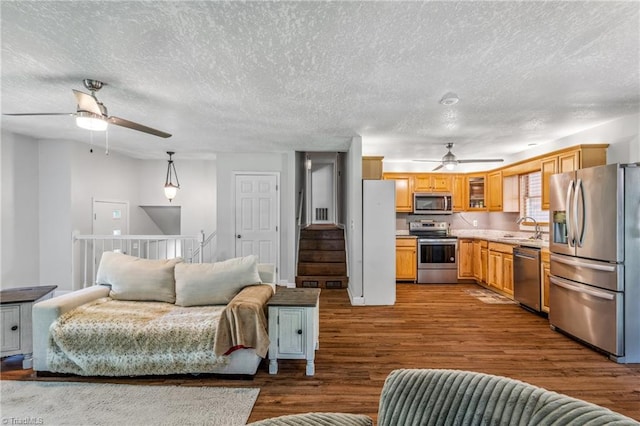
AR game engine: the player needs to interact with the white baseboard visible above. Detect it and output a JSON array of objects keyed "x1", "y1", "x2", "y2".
[
  {"x1": 278, "y1": 280, "x2": 296, "y2": 288},
  {"x1": 347, "y1": 287, "x2": 365, "y2": 305}
]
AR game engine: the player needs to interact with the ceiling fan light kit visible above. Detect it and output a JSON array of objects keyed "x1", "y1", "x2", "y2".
[
  {"x1": 3, "y1": 79, "x2": 172, "y2": 139},
  {"x1": 75, "y1": 111, "x2": 108, "y2": 131},
  {"x1": 413, "y1": 142, "x2": 504, "y2": 171}
]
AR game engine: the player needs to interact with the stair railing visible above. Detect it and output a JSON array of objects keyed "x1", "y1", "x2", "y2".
[
  {"x1": 190, "y1": 230, "x2": 217, "y2": 264},
  {"x1": 72, "y1": 231, "x2": 215, "y2": 289},
  {"x1": 295, "y1": 190, "x2": 304, "y2": 275}
]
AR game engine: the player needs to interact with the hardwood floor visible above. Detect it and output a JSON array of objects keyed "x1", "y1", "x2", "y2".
[{"x1": 2, "y1": 283, "x2": 639, "y2": 422}]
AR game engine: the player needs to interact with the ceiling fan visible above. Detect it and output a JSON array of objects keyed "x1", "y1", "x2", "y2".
[
  {"x1": 3, "y1": 79, "x2": 172, "y2": 138},
  {"x1": 416, "y1": 143, "x2": 504, "y2": 171}
]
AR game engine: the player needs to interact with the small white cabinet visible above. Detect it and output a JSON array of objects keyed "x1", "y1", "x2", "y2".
[
  {"x1": 1, "y1": 305, "x2": 22, "y2": 352},
  {"x1": 268, "y1": 288, "x2": 320, "y2": 376},
  {"x1": 1, "y1": 285, "x2": 57, "y2": 369}
]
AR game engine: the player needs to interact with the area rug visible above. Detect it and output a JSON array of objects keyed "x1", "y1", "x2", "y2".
[
  {"x1": 0, "y1": 380, "x2": 259, "y2": 426},
  {"x1": 465, "y1": 288, "x2": 517, "y2": 304}
]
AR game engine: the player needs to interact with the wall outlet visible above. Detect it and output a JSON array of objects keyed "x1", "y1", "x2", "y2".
[{"x1": 473, "y1": 219, "x2": 478, "y2": 227}]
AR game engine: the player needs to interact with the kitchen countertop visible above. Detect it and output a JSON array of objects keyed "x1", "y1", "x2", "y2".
[
  {"x1": 395, "y1": 229, "x2": 549, "y2": 248},
  {"x1": 451, "y1": 229, "x2": 549, "y2": 249}
]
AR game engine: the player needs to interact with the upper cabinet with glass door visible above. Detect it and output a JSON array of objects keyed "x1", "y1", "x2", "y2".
[{"x1": 466, "y1": 174, "x2": 487, "y2": 211}]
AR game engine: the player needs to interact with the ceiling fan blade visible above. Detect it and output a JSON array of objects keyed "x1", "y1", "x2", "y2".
[
  {"x1": 3, "y1": 112, "x2": 75, "y2": 116},
  {"x1": 108, "y1": 116, "x2": 172, "y2": 138},
  {"x1": 457, "y1": 159, "x2": 504, "y2": 163},
  {"x1": 432, "y1": 164, "x2": 444, "y2": 171},
  {"x1": 72, "y1": 89, "x2": 103, "y2": 115},
  {"x1": 413, "y1": 159, "x2": 442, "y2": 163}
]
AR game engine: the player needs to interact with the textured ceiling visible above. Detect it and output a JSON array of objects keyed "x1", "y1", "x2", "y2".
[{"x1": 1, "y1": 1, "x2": 638, "y2": 166}]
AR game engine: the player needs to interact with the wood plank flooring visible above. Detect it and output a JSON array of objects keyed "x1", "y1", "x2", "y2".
[{"x1": 2, "y1": 283, "x2": 639, "y2": 423}]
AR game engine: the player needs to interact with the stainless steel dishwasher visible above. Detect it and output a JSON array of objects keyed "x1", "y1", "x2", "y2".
[{"x1": 513, "y1": 246, "x2": 542, "y2": 313}]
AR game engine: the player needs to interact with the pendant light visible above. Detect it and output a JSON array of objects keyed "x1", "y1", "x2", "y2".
[{"x1": 164, "y1": 151, "x2": 180, "y2": 202}]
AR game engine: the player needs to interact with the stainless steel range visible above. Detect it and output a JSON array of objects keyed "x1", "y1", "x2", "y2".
[{"x1": 409, "y1": 221, "x2": 458, "y2": 284}]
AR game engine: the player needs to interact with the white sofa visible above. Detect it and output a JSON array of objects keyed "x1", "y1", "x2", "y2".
[{"x1": 33, "y1": 253, "x2": 276, "y2": 376}]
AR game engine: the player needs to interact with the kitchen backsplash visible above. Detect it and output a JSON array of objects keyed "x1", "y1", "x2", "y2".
[{"x1": 396, "y1": 212, "x2": 523, "y2": 232}]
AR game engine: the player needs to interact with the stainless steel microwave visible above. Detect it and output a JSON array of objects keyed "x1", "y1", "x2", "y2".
[{"x1": 413, "y1": 193, "x2": 453, "y2": 215}]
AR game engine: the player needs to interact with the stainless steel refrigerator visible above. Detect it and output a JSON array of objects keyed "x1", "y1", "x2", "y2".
[
  {"x1": 362, "y1": 180, "x2": 396, "y2": 305},
  {"x1": 549, "y1": 163, "x2": 640, "y2": 363}
]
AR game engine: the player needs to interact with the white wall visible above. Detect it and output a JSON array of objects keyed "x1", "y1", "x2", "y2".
[
  {"x1": 345, "y1": 136, "x2": 363, "y2": 302},
  {"x1": 382, "y1": 113, "x2": 640, "y2": 173},
  {"x1": 2, "y1": 132, "x2": 218, "y2": 291},
  {"x1": 507, "y1": 114, "x2": 640, "y2": 165},
  {"x1": 1, "y1": 131, "x2": 41, "y2": 288},
  {"x1": 215, "y1": 152, "x2": 293, "y2": 283},
  {"x1": 136, "y1": 159, "x2": 216, "y2": 236}
]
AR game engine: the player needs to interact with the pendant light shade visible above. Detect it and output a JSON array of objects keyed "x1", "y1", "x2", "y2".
[{"x1": 164, "y1": 151, "x2": 180, "y2": 202}]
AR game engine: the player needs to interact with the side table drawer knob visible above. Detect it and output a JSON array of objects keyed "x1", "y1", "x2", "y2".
[
  {"x1": 297, "y1": 329, "x2": 303, "y2": 335},
  {"x1": 11, "y1": 325, "x2": 18, "y2": 331}
]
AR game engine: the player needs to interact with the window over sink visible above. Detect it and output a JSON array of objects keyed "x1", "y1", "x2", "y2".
[{"x1": 519, "y1": 171, "x2": 548, "y2": 224}]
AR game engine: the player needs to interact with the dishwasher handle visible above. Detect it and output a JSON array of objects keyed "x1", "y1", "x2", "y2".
[{"x1": 514, "y1": 247, "x2": 540, "y2": 261}]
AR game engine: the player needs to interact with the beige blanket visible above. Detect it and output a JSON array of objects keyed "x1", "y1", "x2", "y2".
[
  {"x1": 48, "y1": 285, "x2": 273, "y2": 376},
  {"x1": 214, "y1": 284, "x2": 273, "y2": 358}
]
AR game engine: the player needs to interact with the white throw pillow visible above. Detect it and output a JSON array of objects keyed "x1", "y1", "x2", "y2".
[
  {"x1": 96, "y1": 252, "x2": 182, "y2": 303},
  {"x1": 174, "y1": 255, "x2": 262, "y2": 306}
]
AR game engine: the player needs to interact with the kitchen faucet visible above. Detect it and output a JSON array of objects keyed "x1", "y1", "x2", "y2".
[{"x1": 516, "y1": 216, "x2": 542, "y2": 240}]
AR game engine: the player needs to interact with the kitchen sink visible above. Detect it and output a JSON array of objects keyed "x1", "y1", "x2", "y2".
[{"x1": 498, "y1": 237, "x2": 547, "y2": 247}]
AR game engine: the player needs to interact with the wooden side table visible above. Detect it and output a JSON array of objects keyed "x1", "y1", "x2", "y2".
[
  {"x1": 267, "y1": 287, "x2": 320, "y2": 376},
  {"x1": 1, "y1": 285, "x2": 57, "y2": 369}
]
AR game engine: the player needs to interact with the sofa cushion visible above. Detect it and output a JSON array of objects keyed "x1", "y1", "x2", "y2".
[
  {"x1": 175, "y1": 255, "x2": 263, "y2": 307},
  {"x1": 96, "y1": 252, "x2": 182, "y2": 303}
]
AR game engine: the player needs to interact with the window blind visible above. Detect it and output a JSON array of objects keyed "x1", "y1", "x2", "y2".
[{"x1": 519, "y1": 171, "x2": 548, "y2": 223}]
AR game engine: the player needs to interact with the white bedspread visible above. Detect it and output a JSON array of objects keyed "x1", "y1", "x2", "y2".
[{"x1": 48, "y1": 297, "x2": 228, "y2": 376}]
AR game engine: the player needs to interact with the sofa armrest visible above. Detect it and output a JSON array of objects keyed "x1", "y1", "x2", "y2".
[
  {"x1": 32, "y1": 285, "x2": 111, "y2": 371},
  {"x1": 378, "y1": 369, "x2": 639, "y2": 426},
  {"x1": 248, "y1": 413, "x2": 373, "y2": 426},
  {"x1": 258, "y1": 263, "x2": 276, "y2": 286}
]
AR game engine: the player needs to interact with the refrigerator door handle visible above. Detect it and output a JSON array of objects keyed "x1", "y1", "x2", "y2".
[
  {"x1": 565, "y1": 180, "x2": 575, "y2": 247},
  {"x1": 550, "y1": 276, "x2": 615, "y2": 300},
  {"x1": 550, "y1": 254, "x2": 617, "y2": 272},
  {"x1": 574, "y1": 178, "x2": 585, "y2": 247}
]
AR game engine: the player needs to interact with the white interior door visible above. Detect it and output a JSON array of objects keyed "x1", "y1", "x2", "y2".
[
  {"x1": 235, "y1": 173, "x2": 279, "y2": 268},
  {"x1": 93, "y1": 199, "x2": 129, "y2": 236},
  {"x1": 92, "y1": 199, "x2": 130, "y2": 272}
]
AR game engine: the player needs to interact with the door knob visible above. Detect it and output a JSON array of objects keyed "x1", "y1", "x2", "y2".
[
  {"x1": 237, "y1": 235, "x2": 241, "y2": 239},
  {"x1": 11, "y1": 325, "x2": 18, "y2": 331}
]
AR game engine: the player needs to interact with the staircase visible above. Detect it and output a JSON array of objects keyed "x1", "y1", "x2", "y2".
[{"x1": 296, "y1": 225, "x2": 348, "y2": 289}]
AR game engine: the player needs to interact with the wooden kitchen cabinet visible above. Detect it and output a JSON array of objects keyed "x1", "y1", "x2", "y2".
[
  {"x1": 540, "y1": 145, "x2": 607, "y2": 210},
  {"x1": 383, "y1": 173, "x2": 413, "y2": 212},
  {"x1": 503, "y1": 254, "x2": 514, "y2": 296},
  {"x1": 541, "y1": 249, "x2": 551, "y2": 313},
  {"x1": 458, "y1": 238, "x2": 474, "y2": 278},
  {"x1": 414, "y1": 174, "x2": 451, "y2": 192},
  {"x1": 558, "y1": 150, "x2": 580, "y2": 173},
  {"x1": 472, "y1": 239, "x2": 488, "y2": 284},
  {"x1": 452, "y1": 175, "x2": 466, "y2": 211},
  {"x1": 487, "y1": 242, "x2": 515, "y2": 297},
  {"x1": 362, "y1": 156, "x2": 384, "y2": 180},
  {"x1": 541, "y1": 156, "x2": 558, "y2": 210},
  {"x1": 466, "y1": 174, "x2": 487, "y2": 210},
  {"x1": 396, "y1": 238, "x2": 417, "y2": 282},
  {"x1": 487, "y1": 171, "x2": 503, "y2": 211}
]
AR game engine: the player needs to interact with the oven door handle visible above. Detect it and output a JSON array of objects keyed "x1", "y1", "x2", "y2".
[{"x1": 419, "y1": 239, "x2": 458, "y2": 244}]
